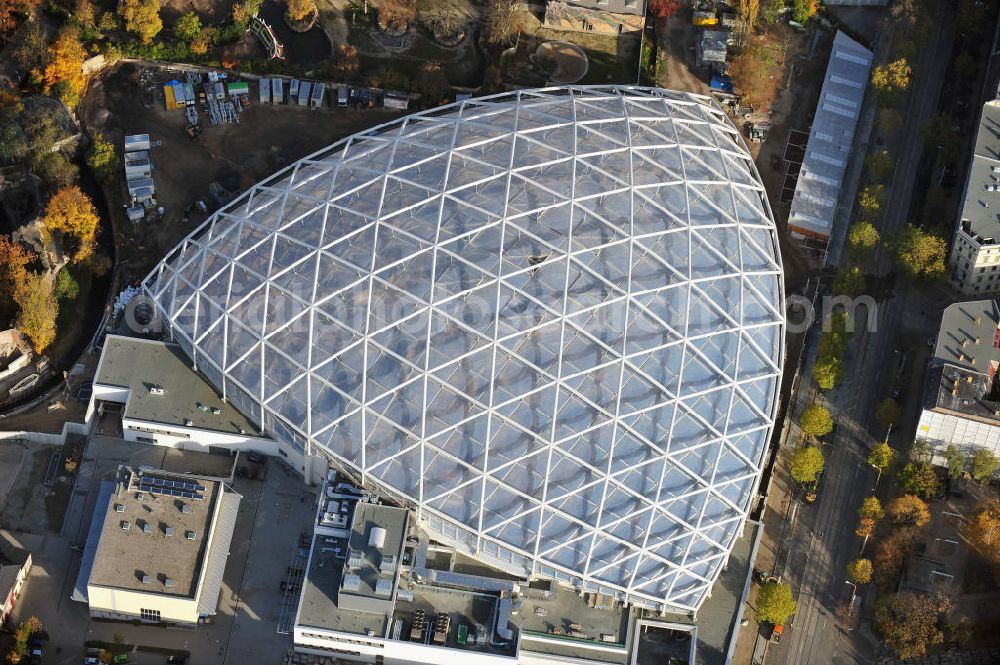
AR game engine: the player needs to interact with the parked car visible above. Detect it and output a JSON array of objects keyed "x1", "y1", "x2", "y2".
[{"x1": 166, "y1": 657, "x2": 187, "y2": 664}]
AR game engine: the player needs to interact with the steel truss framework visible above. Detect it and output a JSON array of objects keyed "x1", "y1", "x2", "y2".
[{"x1": 144, "y1": 86, "x2": 785, "y2": 613}]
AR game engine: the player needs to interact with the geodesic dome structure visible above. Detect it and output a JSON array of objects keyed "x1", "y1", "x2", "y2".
[{"x1": 144, "y1": 86, "x2": 785, "y2": 612}]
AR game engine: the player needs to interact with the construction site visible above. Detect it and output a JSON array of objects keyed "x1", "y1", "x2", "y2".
[{"x1": 78, "y1": 62, "x2": 407, "y2": 283}]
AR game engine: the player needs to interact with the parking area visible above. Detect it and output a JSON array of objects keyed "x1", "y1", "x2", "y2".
[{"x1": 6, "y1": 437, "x2": 318, "y2": 665}]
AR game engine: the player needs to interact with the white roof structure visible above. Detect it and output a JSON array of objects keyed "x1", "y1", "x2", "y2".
[
  {"x1": 143, "y1": 86, "x2": 785, "y2": 613},
  {"x1": 787, "y1": 32, "x2": 873, "y2": 245}
]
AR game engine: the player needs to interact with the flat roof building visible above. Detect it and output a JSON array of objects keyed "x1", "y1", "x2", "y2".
[
  {"x1": 917, "y1": 300, "x2": 1000, "y2": 470},
  {"x1": 949, "y1": 99, "x2": 1000, "y2": 295},
  {"x1": 0, "y1": 543, "x2": 31, "y2": 626},
  {"x1": 73, "y1": 467, "x2": 241, "y2": 625},
  {"x1": 787, "y1": 32, "x2": 873, "y2": 256}
]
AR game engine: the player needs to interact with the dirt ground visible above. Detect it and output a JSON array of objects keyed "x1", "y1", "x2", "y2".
[
  {"x1": 78, "y1": 62, "x2": 406, "y2": 284},
  {"x1": 0, "y1": 444, "x2": 72, "y2": 534}
]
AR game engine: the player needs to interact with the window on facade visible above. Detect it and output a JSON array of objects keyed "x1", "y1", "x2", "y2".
[{"x1": 140, "y1": 609, "x2": 161, "y2": 622}]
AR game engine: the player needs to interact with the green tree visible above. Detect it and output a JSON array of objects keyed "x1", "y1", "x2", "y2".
[
  {"x1": 756, "y1": 580, "x2": 797, "y2": 625},
  {"x1": 971, "y1": 448, "x2": 999, "y2": 482},
  {"x1": 877, "y1": 106, "x2": 903, "y2": 134},
  {"x1": 866, "y1": 149, "x2": 894, "y2": 183},
  {"x1": 34, "y1": 151, "x2": 78, "y2": 189},
  {"x1": 898, "y1": 461, "x2": 939, "y2": 499},
  {"x1": 944, "y1": 445, "x2": 964, "y2": 480},
  {"x1": 790, "y1": 0, "x2": 817, "y2": 23},
  {"x1": 14, "y1": 272, "x2": 58, "y2": 353},
  {"x1": 874, "y1": 592, "x2": 945, "y2": 659},
  {"x1": 118, "y1": 0, "x2": 162, "y2": 43},
  {"x1": 790, "y1": 446, "x2": 824, "y2": 484},
  {"x1": 859, "y1": 184, "x2": 886, "y2": 219},
  {"x1": 847, "y1": 558, "x2": 873, "y2": 584},
  {"x1": 875, "y1": 398, "x2": 902, "y2": 429},
  {"x1": 868, "y1": 442, "x2": 895, "y2": 471},
  {"x1": 833, "y1": 266, "x2": 865, "y2": 297},
  {"x1": 858, "y1": 496, "x2": 885, "y2": 521},
  {"x1": 54, "y1": 267, "x2": 79, "y2": 301},
  {"x1": 812, "y1": 355, "x2": 843, "y2": 391},
  {"x1": 800, "y1": 403, "x2": 834, "y2": 437},
  {"x1": 232, "y1": 0, "x2": 263, "y2": 25},
  {"x1": 86, "y1": 132, "x2": 119, "y2": 183},
  {"x1": 847, "y1": 221, "x2": 880, "y2": 259},
  {"x1": 894, "y1": 224, "x2": 947, "y2": 280},
  {"x1": 173, "y1": 10, "x2": 201, "y2": 41},
  {"x1": 760, "y1": 0, "x2": 784, "y2": 22}
]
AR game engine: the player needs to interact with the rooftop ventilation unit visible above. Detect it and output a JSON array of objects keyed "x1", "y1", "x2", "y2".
[
  {"x1": 380, "y1": 553, "x2": 397, "y2": 574},
  {"x1": 341, "y1": 573, "x2": 361, "y2": 592},
  {"x1": 374, "y1": 576, "x2": 393, "y2": 596},
  {"x1": 181, "y1": 504, "x2": 193, "y2": 514},
  {"x1": 149, "y1": 386, "x2": 166, "y2": 395},
  {"x1": 121, "y1": 521, "x2": 131, "y2": 530},
  {"x1": 185, "y1": 531, "x2": 196, "y2": 540},
  {"x1": 114, "y1": 503, "x2": 125, "y2": 513},
  {"x1": 141, "y1": 574, "x2": 151, "y2": 584},
  {"x1": 164, "y1": 526, "x2": 175, "y2": 537},
  {"x1": 347, "y1": 549, "x2": 364, "y2": 569},
  {"x1": 164, "y1": 577, "x2": 174, "y2": 588},
  {"x1": 369, "y1": 526, "x2": 387, "y2": 549},
  {"x1": 142, "y1": 522, "x2": 153, "y2": 534}
]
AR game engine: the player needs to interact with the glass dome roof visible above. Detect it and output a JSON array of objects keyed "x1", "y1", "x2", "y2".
[{"x1": 144, "y1": 86, "x2": 785, "y2": 612}]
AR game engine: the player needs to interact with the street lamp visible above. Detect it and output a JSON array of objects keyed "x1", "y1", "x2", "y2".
[{"x1": 845, "y1": 580, "x2": 857, "y2": 605}]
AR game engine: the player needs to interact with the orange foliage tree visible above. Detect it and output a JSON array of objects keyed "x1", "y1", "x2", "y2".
[
  {"x1": 41, "y1": 186, "x2": 100, "y2": 263},
  {"x1": 0, "y1": 235, "x2": 36, "y2": 312}
]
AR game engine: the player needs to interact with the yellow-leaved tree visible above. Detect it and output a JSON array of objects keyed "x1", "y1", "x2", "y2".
[
  {"x1": 43, "y1": 28, "x2": 87, "y2": 107},
  {"x1": 119, "y1": 0, "x2": 162, "y2": 44},
  {"x1": 41, "y1": 186, "x2": 100, "y2": 264},
  {"x1": 15, "y1": 272, "x2": 58, "y2": 353}
]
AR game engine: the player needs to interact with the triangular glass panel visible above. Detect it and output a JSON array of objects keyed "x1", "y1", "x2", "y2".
[{"x1": 312, "y1": 342, "x2": 365, "y2": 401}]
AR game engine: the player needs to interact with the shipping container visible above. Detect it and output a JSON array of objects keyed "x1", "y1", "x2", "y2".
[
  {"x1": 310, "y1": 82, "x2": 325, "y2": 108},
  {"x1": 298, "y1": 81, "x2": 312, "y2": 106},
  {"x1": 337, "y1": 86, "x2": 348, "y2": 107},
  {"x1": 259, "y1": 78, "x2": 271, "y2": 104},
  {"x1": 272, "y1": 77, "x2": 283, "y2": 104},
  {"x1": 289, "y1": 79, "x2": 300, "y2": 99}
]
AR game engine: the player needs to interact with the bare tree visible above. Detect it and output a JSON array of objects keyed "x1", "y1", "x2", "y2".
[
  {"x1": 735, "y1": 0, "x2": 760, "y2": 46},
  {"x1": 485, "y1": 0, "x2": 517, "y2": 46}
]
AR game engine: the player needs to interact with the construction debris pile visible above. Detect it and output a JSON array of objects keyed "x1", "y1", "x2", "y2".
[{"x1": 163, "y1": 71, "x2": 250, "y2": 129}]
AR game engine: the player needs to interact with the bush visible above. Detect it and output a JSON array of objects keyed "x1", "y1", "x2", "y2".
[
  {"x1": 86, "y1": 132, "x2": 119, "y2": 183},
  {"x1": 173, "y1": 11, "x2": 201, "y2": 41}
]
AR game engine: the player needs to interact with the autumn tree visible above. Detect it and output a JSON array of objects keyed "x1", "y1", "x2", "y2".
[
  {"x1": 858, "y1": 184, "x2": 885, "y2": 219},
  {"x1": 894, "y1": 224, "x2": 947, "y2": 280},
  {"x1": 868, "y1": 441, "x2": 895, "y2": 473},
  {"x1": 875, "y1": 398, "x2": 902, "y2": 429},
  {"x1": 872, "y1": 58, "x2": 912, "y2": 94},
  {"x1": 847, "y1": 221, "x2": 880, "y2": 259},
  {"x1": 286, "y1": 0, "x2": 316, "y2": 22},
  {"x1": 118, "y1": 0, "x2": 162, "y2": 44},
  {"x1": 969, "y1": 498, "x2": 1000, "y2": 551},
  {"x1": 859, "y1": 496, "x2": 885, "y2": 521},
  {"x1": 329, "y1": 44, "x2": 359, "y2": 80},
  {"x1": 791, "y1": 0, "x2": 818, "y2": 23},
  {"x1": 41, "y1": 186, "x2": 100, "y2": 264},
  {"x1": 812, "y1": 354, "x2": 842, "y2": 391},
  {"x1": 833, "y1": 266, "x2": 865, "y2": 297},
  {"x1": 44, "y1": 27, "x2": 87, "y2": 107},
  {"x1": 888, "y1": 495, "x2": 930, "y2": 528},
  {"x1": 847, "y1": 558, "x2": 873, "y2": 584},
  {"x1": 190, "y1": 27, "x2": 216, "y2": 55},
  {"x1": 873, "y1": 527, "x2": 915, "y2": 589},
  {"x1": 0, "y1": 235, "x2": 36, "y2": 312},
  {"x1": 800, "y1": 404, "x2": 833, "y2": 437},
  {"x1": 86, "y1": 132, "x2": 119, "y2": 183},
  {"x1": 756, "y1": 581, "x2": 797, "y2": 625},
  {"x1": 790, "y1": 446, "x2": 824, "y2": 485},
  {"x1": 14, "y1": 272, "x2": 58, "y2": 353},
  {"x1": 874, "y1": 592, "x2": 945, "y2": 659},
  {"x1": 971, "y1": 448, "x2": 999, "y2": 482},
  {"x1": 173, "y1": 10, "x2": 201, "y2": 41},
  {"x1": 13, "y1": 22, "x2": 47, "y2": 72},
  {"x1": 232, "y1": 0, "x2": 262, "y2": 25},
  {"x1": 866, "y1": 149, "x2": 894, "y2": 183},
  {"x1": 34, "y1": 151, "x2": 78, "y2": 189},
  {"x1": 735, "y1": 0, "x2": 760, "y2": 44},
  {"x1": 75, "y1": 0, "x2": 95, "y2": 25},
  {"x1": 897, "y1": 461, "x2": 939, "y2": 499},
  {"x1": 375, "y1": 0, "x2": 413, "y2": 30},
  {"x1": 485, "y1": 0, "x2": 518, "y2": 46},
  {"x1": 647, "y1": 0, "x2": 680, "y2": 17},
  {"x1": 856, "y1": 516, "x2": 876, "y2": 537},
  {"x1": 944, "y1": 444, "x2": 964, "y2": 479},
  {"x1": 414, "y1": 62, "x2": 450, "y2": 106}
]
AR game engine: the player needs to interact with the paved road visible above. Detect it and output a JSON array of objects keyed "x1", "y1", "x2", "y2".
[{"x1": 766, "y1": 5, "x2": 956, "y2": 665}]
